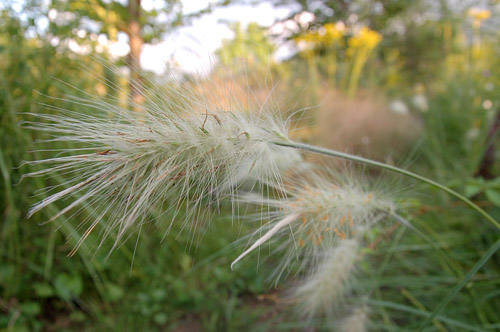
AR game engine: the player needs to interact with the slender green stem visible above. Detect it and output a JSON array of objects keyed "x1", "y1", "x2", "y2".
[
  {"x1": 273, "y1": 140, "x2": 500, "y2": 231},
  {"x1": 274, "y1": 140, "x2": 500, "y2": 330}
]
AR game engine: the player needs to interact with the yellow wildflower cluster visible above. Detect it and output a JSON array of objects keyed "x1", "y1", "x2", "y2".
[
  {"x1": 294, "y1": 23, "x2": 383, "y2": 95},
  {"x1": 295, "y1": 22, "x2": 345, "y2": 49},
  {"x1": 348, "y1": 27, "x2": 382, "y2": 53},
  {"x1": 295, "y1": 24, "x2": 381, "y2": 53},
  {"x1": 345, "y1": 26, "x2": 382, "y2": 96},
  {"x1": 468, "y1": 8, "x2": 491, "y2": 28}
]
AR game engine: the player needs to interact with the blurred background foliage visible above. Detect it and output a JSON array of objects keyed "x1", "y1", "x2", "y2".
[{"x1": 1, "y1": 0, "x2": 500, "y2": 331}]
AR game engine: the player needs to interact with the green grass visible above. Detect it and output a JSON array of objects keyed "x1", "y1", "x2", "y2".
[{"x1": 2, "y1": 9, "x2": 500, "y2": 332}]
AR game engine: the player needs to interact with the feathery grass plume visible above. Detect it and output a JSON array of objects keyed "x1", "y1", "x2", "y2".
[
  {"x1": 231, "y1": 168, "x2": 394, "y2": 318},
  {"x1": 293, "y1": 239, "x2": 360, "y2": 319},
  {"x1": 339, "y1": 305, "x2": 369, "y2": 332},
  {"x1": 22, "y1": 65, "x2": 292, "y2": 254},
  {"x1": 231, "y1": 170, "x2": 395, "y2": 276}
]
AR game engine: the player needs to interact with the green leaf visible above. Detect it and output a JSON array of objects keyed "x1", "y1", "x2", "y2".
[
  {"x1": 33, "y1": 283, "x2": 54, "y2": 298},
  {"x1": 464, "y1": 179, "x2": 484, "y2": 197},
  {"x1": 151, "y1": 289, "x2": 167, "y2": 302},
  {"x1": 153, "y1": 312, "x2": 168, "y2": 326},
  {"x1": 54, "y1": 273, "x2": 83, "y2": 301},
  {"x1": 180, "y1": 253, "x2": 192, "y2": 273},
  {"x1": 105, "y1": 283, "x2": 124, "y2": 302},
  {"x1": 20, "y1": 302, "x2": 41, "y2": 317},
  {"x1": 69, "y1": 311, "x2": 86, "y2": 322},
  {"x1": 488, "y1": 176, "x2": 500, "y2": 187},
  {"x1": 485, "y1": 189, "x2": 500, "y2": 207}
]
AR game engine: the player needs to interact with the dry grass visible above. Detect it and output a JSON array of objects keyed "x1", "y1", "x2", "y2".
[{"x1": 304, "y1": 89, "x2": 421, "y2": 162}]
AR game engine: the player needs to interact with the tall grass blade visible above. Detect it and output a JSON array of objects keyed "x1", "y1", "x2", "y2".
[{"x1": 417, "y1": 236, "x2": 500, "y2": 331}]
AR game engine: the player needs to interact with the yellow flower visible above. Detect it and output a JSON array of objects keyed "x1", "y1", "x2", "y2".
[
  {"x1": 468, "y1": 8, "x2": 491, "y2": 28},
  {"x1": 348, "y1": 27, "x2": 382, "y2": 51},
  {"x1": 294, "y1": 22, "x2": 345, "y2": 51},
  {"x1": 322, "y1": 23, "x2": 344, "y2": 46}
]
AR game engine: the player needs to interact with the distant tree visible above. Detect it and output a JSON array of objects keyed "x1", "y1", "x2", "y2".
[
  {"x1": 260, "y1": 0, "x2": 420, "y2": 31},
  {"x1": 213, "y1": 21, "x2": 291, "y2": 92},
  {"x1": 50, "y1": 0, "x2": 184, "y2": 108},
  {"x1": 217, "y1": 22, "x2": 275, "y2": 72}
]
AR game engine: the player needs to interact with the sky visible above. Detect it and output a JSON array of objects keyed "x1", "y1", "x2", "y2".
[
  {"x1": 6, "y1": 0, "x2": 296, "y2": 74},
  {"x1": 140, "y1": 1, "x2": 295, "y2": 74}
]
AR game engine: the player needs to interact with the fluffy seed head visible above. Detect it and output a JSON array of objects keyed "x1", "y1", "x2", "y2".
[
  {"x1": 232, "y1": 171, "x2": 395, "y2": 275},
  {"x1": 22, "y1": 73, "x2": 291, "y2": 253},
  {"x1": 339, "y1": 305, "x2": 369, "y2": 332},
  {"x1": 293, "y1": 239, "x2": 360, "y2": 318}
]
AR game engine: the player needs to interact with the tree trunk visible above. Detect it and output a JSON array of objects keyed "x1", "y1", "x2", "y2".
[
  {"x1": 127, "y1": 0, "x2": 144, "y2": 111},
  {"x1": 475, "y1": 107, "x2": 500, "y2": 179}
]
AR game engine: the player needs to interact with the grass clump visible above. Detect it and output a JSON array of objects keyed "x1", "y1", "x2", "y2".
[{"x1": 21, "y1": 63, "x2": 499, "y2": 332}]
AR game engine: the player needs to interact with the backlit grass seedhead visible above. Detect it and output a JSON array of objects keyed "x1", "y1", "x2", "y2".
[
  {"x1": 340, "y1": 305, "x2": 369, "y2": 332},
  {"x1": 232, "y1": 172, "x2": 395, "y2": 274},
  {"x1": 23, "y1": 78, "x2": 291, "y2": 253},
  {"x1": 293, "y1": 239, "x2": 360, "y2": 318}
]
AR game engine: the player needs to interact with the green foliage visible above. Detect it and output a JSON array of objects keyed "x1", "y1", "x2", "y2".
[
  {"x1": 2, "y1": 1, "x2": 500, "y2": 331},
  {"x1": 0, "y1": 8, "x2": 274, "y2": 331},
  {"x1": 49, "y1": 0, "x2": 182, "y2": 43},
  {"x1": 215, "y1": 22, "x2": 283, "y2": 88},
  {"x1": 218, "y1": 22, "x2": 275, "y2": 67},
  {"x1": 465, "y1": 177, "x2": 500, "y2": 207}
]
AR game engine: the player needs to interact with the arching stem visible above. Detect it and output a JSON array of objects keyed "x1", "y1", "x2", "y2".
[{"x1": 273, "y1": 140, "x2": 500, "y2": 231}]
